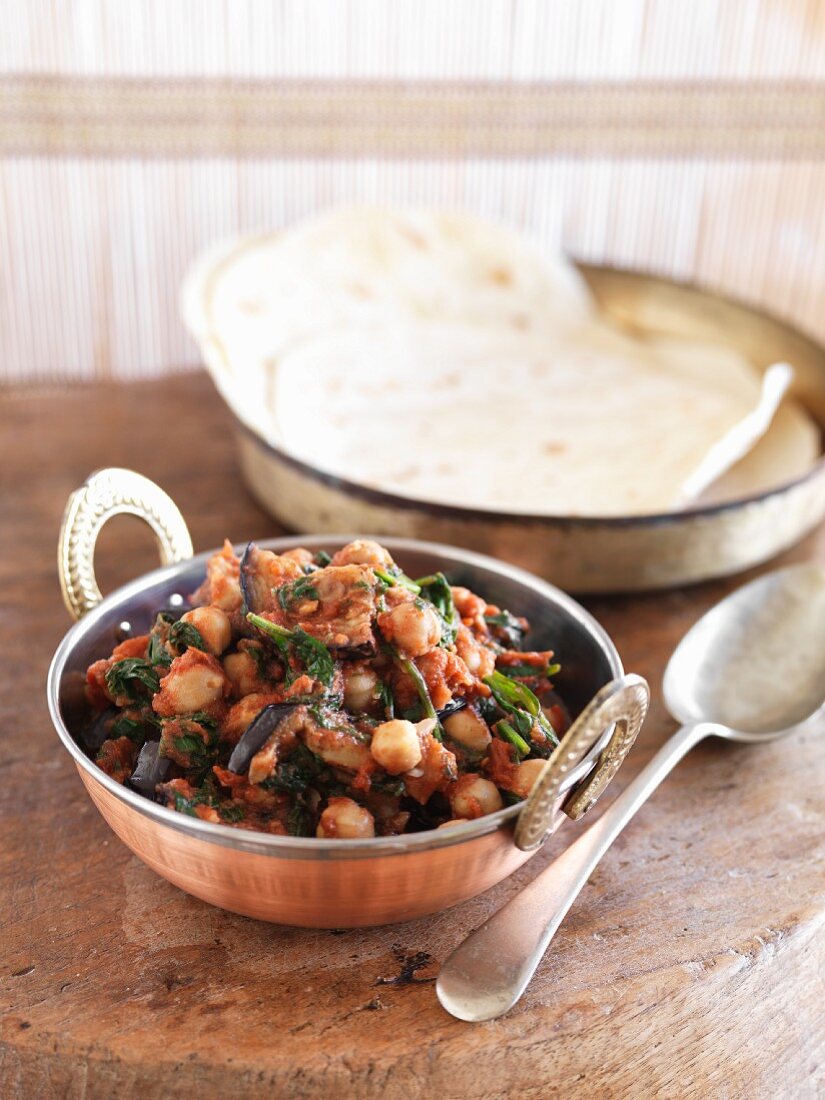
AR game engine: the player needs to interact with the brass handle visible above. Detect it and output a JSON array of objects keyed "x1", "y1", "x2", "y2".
[
  {"x1": 514, "y1": 673, "x2": 650, "y2": 852},
  {"x1": 58, "y1": 468, "x2": 194, "y2": 620}
]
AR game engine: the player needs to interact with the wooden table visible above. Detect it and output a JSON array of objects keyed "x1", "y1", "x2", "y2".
[{"x1": 2, "y1": 375, "x2": 824, "y2": 1099}]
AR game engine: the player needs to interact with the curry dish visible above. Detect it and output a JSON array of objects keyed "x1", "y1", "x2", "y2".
[{"x1": 82, "y1": 539, "x2": 568, "y2": 838}]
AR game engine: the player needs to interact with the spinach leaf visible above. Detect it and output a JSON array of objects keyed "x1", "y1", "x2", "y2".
[
  {"x1": 374, "y1": 567, "x2": 421, "y2": 594},
  {"x1": 499, "y1": 661, "x2": 561, "y2": 680},
  {"x1": 286, "y1": 802, "x2": 313, "y2": 837},
  {"x1": 172, "y1": 782, "x2": 219, "y2": 816},
  {"x1": 484, "y1": 609, "x2": 527, "y2": 648},
  {"x1": 484, "y1": 670, "x2": 559, "y2": 748},
  {"x1": 246, "y1": 613, "x2": 335, "y2": 688},
  {"x1": 276, "y1": 576, "x2": 320, "y2": 611},
  {"x1": 497, "y1": 719, "x2": 531, "y2": 758},
  {"x1": 160, "y1": 714, "x2": 219, "y2": 769},
  {"x1": 147, "y1": 632, "x2": 173, "y2": 668},
  {"x1": 111, "y1": 715, "x2": 143, "y2": 741},
  {"x1": 371, "y1": 773, "x2": 406, "y2": 797},
  {"x1": 168, "y1": 620, "x2": 206, "y2": 653},
  {"x1": 415, "y1": 572, "x2": 459, "y2": 648},
  {"x1": 397, "y1": 656, "x2": 443, "y2": 741},
  {"x1": 172, "y1": 733, "x2": 211, "y2": 759},
  {"x1": 264, "y1": 743, "x2": 324, "y2": 794},
  {"x1": 105, "y1": 658, "x2": 160, "y2": 702},
  {"x1": 112, "y1": 710, "x2": 159, "y2": 744},
  {"x1": 246, "y1": 643, "x2": 269, "y2": 677},
  {"x1": 291, "y1": 627, "x2": 335, "y2": 687},
  {"x1": 307, "y1": 704, "x2": 343, "y2": 730},
  {"x1": 186, "y1": 710, "x2": 218, "y2": 731},
  {"x1": 377, "y1": 681, "x2": 395, "y2": 720}
]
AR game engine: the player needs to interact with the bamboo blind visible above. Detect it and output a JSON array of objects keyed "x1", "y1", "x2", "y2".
[{"x1": 1, "y1": 0, "x2": 824, "y2": 384}]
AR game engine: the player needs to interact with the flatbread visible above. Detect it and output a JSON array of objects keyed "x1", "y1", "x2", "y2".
[
  {"x1": 182, "y1": 206, "x2": 592, "y2": 378},
  {"x1": 269, "y1": 320, "x2": 802, "y2": 516},
  {"x1": 181, "y1": 206, "x2": 820, "y2": 516}
]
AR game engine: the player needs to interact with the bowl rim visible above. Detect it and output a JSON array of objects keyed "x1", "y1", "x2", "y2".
[
  {"x1": 211, "y1": 262, "x2": 825, "y2": 529},
  {"x1": 235, "y1": 414, "x2": 825, "y2": 531},
  {"x1": 48, "y1": 534, "x2": 623, "y2": 860}
]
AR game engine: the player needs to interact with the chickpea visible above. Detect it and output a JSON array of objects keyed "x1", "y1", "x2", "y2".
[
  {"x1": 223, "y1": 650, "x2": 260, "y2": 698},
  {"x1": 282, "y1": 547, "x2": 314, "y2": 567},
  {"x1": 511, "y1": 758, "x2": 547, "y2": 799},
  {"x1": 451, "y1": 585, "x2": 487, "y2": 621},
  {"x1": 222, "y1": 693, "x2": 279, "y2": 743},
  {"x1": 443, "y1": 707, "x2": 491, "y2": 754},
  {"x1": 316, "y1": 797, "x2": 375, "y2": 839},
  {"x1": 370, "y1": 719, "x2": 423, "y2": 775},
  {"x1": 197, "y1": 540, "x2": 243, "y2": 611},
  {"x1": 180, "y1": 606, "x2": 232, "y2": 656},
  {"x1": 152, "y1": 649, "x2": 227, "y2": 717},
  {"x1": 380, "y1": 601, "x2": 441, "y2": 658},
  {"x1": 437, "y1": 818, "x2": 470, "y2": 829},
  {"x1": 403, "y1": 725, "x2": 458, "y2": 804},
  {"x1": 343, "y1": 663, "x2": 379, "y2": 712},
  {"x1": 332, "y1": 539, "x2": 394, "y2": 569},
  {"x1": 383, "y1": 585, "x2": 415, "y2": 611},
  {"x1": 449, "y1": 774, "x2": 504, "y2": 819},
  {"x1": 455, "y1": 626, "x2": 496, "y2": 679}
]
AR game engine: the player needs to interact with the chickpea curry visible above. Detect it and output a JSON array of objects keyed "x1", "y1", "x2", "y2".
[{"x1": 82, "y1": 539, "x2": 569, "y2": 839}]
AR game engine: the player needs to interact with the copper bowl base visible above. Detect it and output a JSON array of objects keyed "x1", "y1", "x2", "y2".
[{"x1": 80, "y1": 767, "x2": 544, "y2": 927}]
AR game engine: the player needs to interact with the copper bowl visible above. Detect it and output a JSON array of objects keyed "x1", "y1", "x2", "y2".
[{"x1": 48, "y1": 469, "x2": 648, "y2": 927}]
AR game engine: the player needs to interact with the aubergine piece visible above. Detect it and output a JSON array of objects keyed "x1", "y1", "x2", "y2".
[
  {"x1": 239, "y1": 542, "x2": 266, "y2": 612},
  {"x1": 294, "y1": 564, "x2": 377, "y2": 652},
  {"x1": 129, "y1": 740, "x2": 171, "y2": 798},
  {"x1": 240, "y1": 542, "x2": 304, "y2": 614},
  {"x1": 226, "y1": 702, "x2": 300, "y2": 775},
  {"x1": 81, "y1": 707, "x2": 118, "y2": 754},
  {"x1": 437, "y1": 698, "x2": 467, "y2": 722},
  {"x1": 243, "y1": 545, "x2": 377, "y2": 656}
]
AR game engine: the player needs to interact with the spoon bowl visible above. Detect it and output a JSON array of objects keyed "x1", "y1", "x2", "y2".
[{"x1": 663, "y1": 562, "x2": 825, "y2": 737}]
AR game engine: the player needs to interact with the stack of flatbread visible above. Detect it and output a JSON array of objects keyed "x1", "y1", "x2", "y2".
[{"x1": 182, "y1": 208, "x2": 818, "y2": 516}]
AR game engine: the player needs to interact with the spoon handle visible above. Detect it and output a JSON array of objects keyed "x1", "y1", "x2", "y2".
[{"x1": 436, "y1": 721, "x2": 714, "y2": 1022}]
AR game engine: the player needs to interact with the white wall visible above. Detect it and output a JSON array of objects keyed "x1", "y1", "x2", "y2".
[{"x1": 1, "y1": 1, "x2": 823, "y2": 383}]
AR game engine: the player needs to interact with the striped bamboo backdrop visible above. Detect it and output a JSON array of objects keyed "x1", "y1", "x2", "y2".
[{"x1": 1, "y1": 0, "x2": 824, "y2": 384}]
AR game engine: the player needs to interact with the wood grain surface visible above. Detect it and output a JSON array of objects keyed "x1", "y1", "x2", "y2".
[{"x1": 1, "y1": 374, "x2": 824, "y2": 1100}]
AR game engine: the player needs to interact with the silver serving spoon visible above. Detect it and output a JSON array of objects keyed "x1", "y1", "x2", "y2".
[{"x1": 437, "y1": 562, "x2": 825, "y2": 1022}]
